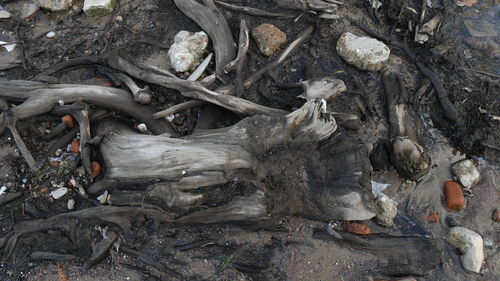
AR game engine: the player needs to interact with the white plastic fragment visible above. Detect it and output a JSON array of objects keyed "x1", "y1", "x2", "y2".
[
  {"x1": 168, "y1": 31, "x2": 209, "y2": 73},
  {"x1": 67, "y1": 199, "x2": 75, "y2": 210},
  {"x1": 371, "y1": 181, "x2": 390, "y2": 197},
  {"x1": 0, "y1": 186, "x2": 7, "y2": 195},
  {"x1": 46, "y1": 31, "x2": 56, "y2": 38},
  {"x1": 51, "y1": 187, "x2": 68, "y2": 200},
  {"x1": 320, "y1": 99, "x2": 327, "y2": 114},
  {"x1": 0, "y1": 41, "x2": 16, "y2": 52}
]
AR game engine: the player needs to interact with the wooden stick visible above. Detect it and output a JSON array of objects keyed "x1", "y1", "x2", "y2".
[
  {"x1": 153, "y1": 100, "x2": 205, "y2": 119},
  {"x1": 6, "y1": 117, "x2": 39, "y2": 172},
  {"x1": 215, "y1": 1, "x2": 295, "y2": 18}
]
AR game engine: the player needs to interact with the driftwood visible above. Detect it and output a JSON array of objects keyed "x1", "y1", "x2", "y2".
[
  {"x1": 378, "y1": 72, "x2": 431, "y2": 181},
  {"x1": 87, "y1": 100, "x2": 377, "y2": 224},
  {"x1": 173, "y1": 0, "x2": 236, "y2": 77},
  {"x1": 0, "y1": 80, "x2": 172, "y2": 135},
  {"x1": 215, "y1": 1, "x2": 295, "y2": 18},
  {"x1": 225, "y1": 19, "x2": 250, "y2": 97}
]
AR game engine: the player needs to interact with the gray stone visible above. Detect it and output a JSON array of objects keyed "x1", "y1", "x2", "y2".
[
  {"x1": 446, "y1": 226, "x2": 484, "y2": 273},
  {"x1": 375, "y1": 193, "x2": 397, "y2": 226},
  {"x1": 83, "y1": 0, "x2": 116, "y2": 17},
  {"x1": 0, "y1": 10, "x2": 11, "y2": 19},
  {"x1": 20, "y1": 4, "x2": 40, "y2": 19},
  {"x1": 451, "y1": 159, "x2": 480, "y2": 189},
  {"x1": 336, "y1": 32, "x2": 390, "y2": 71},
  {"x1": 34, "y1": 0, "x2": 73, "y2": 12}
]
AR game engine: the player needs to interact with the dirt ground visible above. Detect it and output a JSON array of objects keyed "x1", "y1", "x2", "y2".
[{"x1": 0, "y1": 0, "x2": 499, "y2": 280}]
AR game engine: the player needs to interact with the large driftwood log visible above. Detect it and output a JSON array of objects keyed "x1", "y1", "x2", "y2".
[{"x1": 89, "y1": 100, "x2": 377, "y2": 223}]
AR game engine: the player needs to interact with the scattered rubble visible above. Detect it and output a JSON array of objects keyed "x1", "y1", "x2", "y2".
[
  {"x1": 446, "y1": 226, "x2": 484, "y2": 273},
  {"x1": 83, "y1": 0, "x2": 117, "y2": 17},
  {"x1": 34, "y1": 0, "x2": 73, "y2": 12},
  {"x1": 444, "y1": 181, "x2": 465, "y2": 211},
  {"x1": 451, "y1": 159, "x2": 480, "y2": 190},
  {"x1": 251, "y1": 23, "x2": 287, "y2": 57},
  {"x1": 168, "y1": 30, "x2": 209, "y2": 73},
  {"x1": 375, "y1": 193, "x2": 397, "y2": 226},
  {"x1": 336, "y1": 32, "x2": 390, "y2": 71}
]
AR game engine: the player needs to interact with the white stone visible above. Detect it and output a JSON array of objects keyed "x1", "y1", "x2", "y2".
[
  {"x1": 51, "y1": 187, "x2": 68, "y2": 199},
  {"x1": 137, "y1": 123, "x2": 147, "y2": 132},
  {"x1": 375, "y1": 193, "x2": 397, "y2": 226},
  {"x1": 168, "y1": 31, "x2": 209, "y2": 73},
  {"x1": 0, "y1": 10, "x2": 11, "y2": 19},
  {"x1": 446, "y1": 227, "x2": 484, "y2": 273},
  {"x1": 67, "y1": 199, "x2": 75, "y2": 210},
  {"x1": 34, "y1": 0, "x2": 73, "y2": 12},
  {"x1": 97, "y1": 190, "x2": 109, "y2": 204},
  {"x1": 83, "y1": 0, "x2": 116, "y2": 17},
  {"x1": 20, "y1": 4, "x2": 40, "y2": 19},
  {"x1": 336, "y1": 32, "x2": 390, "y2": 71},
  {"x1": 451, "y1": 159, "x2": 480, "y2": 189},
  {"x1": 46, "y1": 31, "x2": 56, "y2": 38}
]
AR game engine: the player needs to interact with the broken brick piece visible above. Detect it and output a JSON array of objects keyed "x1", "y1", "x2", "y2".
[
  {"x1": 91, "y1": 161, "x2": 101, "y2": 178},
  {"x1": 444, "y1": 181, "x2": 465, "y2": 211},
  {"x1": 342, "y1": 222, "x2": 371, "y2": 235},
  {"x1": 71, "y1": 139, "x2": 80, "y2": 154},
  {"x1": 61, "y1": 115, "x2": 75, "y2": 128}
]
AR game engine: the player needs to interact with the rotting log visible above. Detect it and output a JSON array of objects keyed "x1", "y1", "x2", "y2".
[{"x1": 89, "y1": 100, "x2": 377, "y2": 224}]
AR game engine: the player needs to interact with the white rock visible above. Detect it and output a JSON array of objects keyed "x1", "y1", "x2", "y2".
[
  {"x1": 46, "y1": 31, "x2": 56, "y2": 38},
  {"x1": 137, "y1": 123, "x2": 147, "y2": 132},
  {"x1": 51, "y1": 187, "x2": 68, "y2": 199},
  {"x1": 375, "y1": 193, "x2": 397, "y2": 226},
  {"x1": 20, "y1": 4, "x2": 40, "y2": 19},
  {"x1": 84, "y1": 0, "x2": 116, "y2": 17},
  {"x1": 97, "y1": 190, "x2": 109, "y2": 204},
  {"x1": 168, "y1": 31, "x2": 209, "y2": 73},
  {"x1": 336, "y1": 32, "x2": 390, "y2": 71},
  {"x1": 67, "y1": 199, "x2": 75, "y2": 210},
  {"x1": 0, "y1": 10, "x2": 11, "y2": 19},
  {"x1": 34, "y1": 0, "x2": 73, "y2": 12},
  {"x1": 446, "y1": 226, "x2": 484, "y2": 273},
  {"x1": 451, "y1": 159, "x2": 480, "y2": 189}
]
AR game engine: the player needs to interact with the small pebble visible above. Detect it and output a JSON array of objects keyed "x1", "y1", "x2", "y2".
[
  {"x1": 492, "y1": 209, "x2": 500, "y2": 222},
  {"x1": 341, "y1": 222, "x2": 371, "y2": 235},
  {"x1": 0, "y1": 10, "x2": 12, "y2": 19},
  {"x1": 78, "y1": 186, "x2": 86, "y2": 196},
  {"x1": 446, "y1": 216, "x2": 460, "y2": 227},
  {"x1": 165, "y1": 114, "x2": 175, "y2": 122},
  {"x1": 55, "y1": 149, "x2": 63, "y2": 156},
  {"x1": 137, "y1": 123, "x2": 148, "y2": 132},
  {"x1": 46, "y1": 31, "x2": 56, "y2": 38},
  {"x1": 115, "y1": 15, "x2": 123, "y2": 22},
  {"x1": 67, "y1": 199, "x2": 75, "y2": 210}
]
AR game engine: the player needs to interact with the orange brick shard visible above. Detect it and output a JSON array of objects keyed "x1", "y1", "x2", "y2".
[{"x1": 444, "y1": 181, "x2": 465, "y2": 211}]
